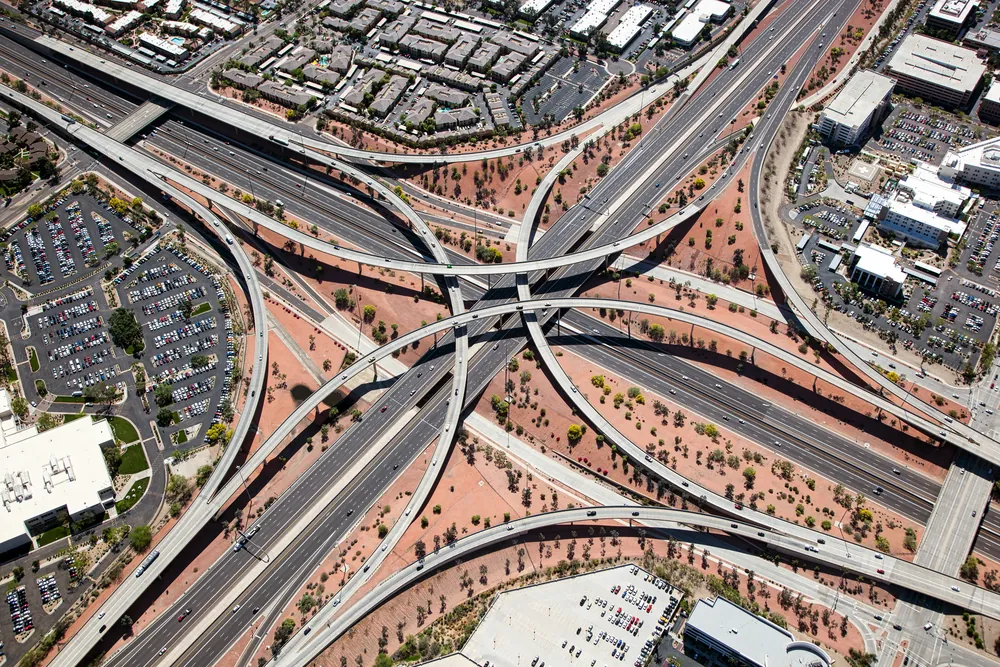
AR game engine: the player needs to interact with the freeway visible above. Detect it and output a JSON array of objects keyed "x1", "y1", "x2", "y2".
[
  {"x1": 35, "y1": 5, "x2": 896, "y2": 662},
  {"x1": 274, "y1": 504, "x2": 1000, "y2": 667}
]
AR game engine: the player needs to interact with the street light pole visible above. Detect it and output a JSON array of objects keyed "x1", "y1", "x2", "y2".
[{"x1": 235, "y1": 464, "x2": 252, "y2": 525}]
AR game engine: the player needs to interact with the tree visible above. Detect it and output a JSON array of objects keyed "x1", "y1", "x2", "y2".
[
  {"x1": 84, "y1": 381, "x2": 118, "y2": 406},
  {"x1": 154, "y1": 383, "x2": 173, "y2": 407},
  {"x1": 156, "y1": 408, "x2": 173, "y2": 427},
  {"x1": 109, "y1": 308, "x2": 144, "y2": 352},
  {"x1": 196, "y1": 465, "x2": 213, "y2": 487},
  {"x1": 334, "y1": 288, "x2": 352, "y2": 309},
  {"x1": 363, "y1": 305, "x2": 377, "y2": 322},
  {"x1": 375, "y1": 654, "x2": 393, "y2": 667},
  {"x1": 166, "y1": 474, "x2": 191, "y2": 503},
  {"x1": 742, "y1": 466, "x2": 756, "y2": 489},
  {"x1": 567, "y1": 424, "x2": 584, "y2": 442},
  {"x1": 180, "y1": 299, "x2": 194, "y2": 320},
  {"x1": 961, "y1": 555, "x2": 980, "y2": 582},
  {"x1": 37, "y1": 412, "x2": 60, "y2": 432},
  {"x1": 191, "y1": 354, "x2": 210, "y2": 369},
  {"x1": 648, "y1": 324, "x2": 665, "y2": 341},
  {"x1": 129, "y1": 525, "x2": 152, "y2": 551},
  {"x1": 104, "y1": 446, "x2": 122, "y2": 477},
  {"x1": 272, "y1": 618, "x2": 296, "y2": 655},
  {"x1": 10, "y1": 396, "x2": 28, "y2": 418}
]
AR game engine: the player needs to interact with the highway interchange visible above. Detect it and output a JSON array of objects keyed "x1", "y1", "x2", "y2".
[{"x1": 3, "y1": 0, "x2": 1000, "y2": 665}]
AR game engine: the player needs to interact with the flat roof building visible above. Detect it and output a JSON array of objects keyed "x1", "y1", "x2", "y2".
[
  {"x1": 937, "y1": 133, "x2": 1000, "y2": 187},
  {"x1": 846, "y1": 244, "x2": 907, "y2": 299},
  {"x1": 878, "y1": 163, "x2": 971, "y2": 248},
  {"x1": 926, "y1": 0, "x2": 978, "y2": 35},
  {"x1": 886, "y1": 34, "x2": 986, "y2": 108},
  {"x1": 980, "y1": 79, "x2": 1000, "y2": 124},
  {"x1": 0, "y1": 389, "x2": 116, "y2": 555},
  {"x1": 163, "y1": 0, "x2": 184, "y2": 19},
  {"x1": 607, "y1": 4, "x2": 654, "y2": 52},
  {"x1": 817, "y1": 71, "x2": 895, "y2": 146},
  {"x1": 138, "y1": 31, "x2": 189, "y2": 59},
  {"x1": 569, "y1": 0, "x2": 620, "y2": 39},
  {"x1": 105, "y1": 9, "x2": 142, "y2": 35},
  {"x1": 685, "y1": 597, "x2": 832, "y2": 667},
  {"x1": 52, "y1": 0, "x2": 111, "y2": 26},
  {"x1": 518, "y1": 0, "x2": 553, "y2": 20},
  {"x1": 189, "y1": 7, "x2": 242, "y2": 36}
]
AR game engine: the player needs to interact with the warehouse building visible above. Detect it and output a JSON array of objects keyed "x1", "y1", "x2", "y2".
[
  {"x1": 607, "y1": 4, "x2": 654, "y2": 52},
  {"x1": 0, "y1": 389, "x2": 116, "y2": 556},
  {"x1": 569, "y1": 0, "x2": 620, "y2": 39},
  {"x1": 684, "y1": 597, "x2": 833, "y2": 667},
  {"x1": 816, "y1": 71, "x2": 895, "y2": 145},
  {"x1": 886, "y1": 34, "x2": 985, "y2": 108},
  {"x1": 673, "y1": 0, "x2": 731, "y2": 48}
]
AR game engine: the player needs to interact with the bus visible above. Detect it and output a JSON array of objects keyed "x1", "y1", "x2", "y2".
[{"x1": 134, "y1": 550, "x2": 160, "y2": 578}]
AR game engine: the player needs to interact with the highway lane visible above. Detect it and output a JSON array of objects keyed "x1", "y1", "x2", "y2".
[
  {"x1": 42, "y1": 5, "x2": 866, "y2": 661},
  {"x1": 135, "y1": 111, "x2": 985, "y2": 555},
  {"x1": 110, "y1": 8, "x2": 902, "y2": 659}
]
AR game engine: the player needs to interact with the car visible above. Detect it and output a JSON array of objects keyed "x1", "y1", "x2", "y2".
[
  {"x1": 347, "y1": 509, "x2": 354, "y2": 515},
  {"x1": 952, "y1": 585, "x2": 960, "y2": 592},
  {"x1": 734, "y1": 503, "x2": 743, "y2": 510},
  {"x1": 253, "y1": 607, "x2": 261, "y2": 614},
  {"x1": 877, "y1": 569, "x2": 885, "y2": 574},
  {"x1": 98, "y1": 612, "x2": 105, "y2": 619},
  {"x1": 177, "y1": 608, "x2": 191, "y2": 622},
  {"x1": 232, "y1": 604, "x2": 241, "y2": 613},
  {"x1": 380, "y1": 405, "x2": 388, "y2": 412},
  {"x1": 159, "y1": 647, "x2": 167, "y2": 656}
]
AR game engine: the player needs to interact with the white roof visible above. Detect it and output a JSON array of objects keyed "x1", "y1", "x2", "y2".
[
  {"x1": 106, "y1": 9, "x2": 142, "y2": 31},
  {"x1": 693, "y1": 0, "x2": 729, "y2": 21},
  {"x1": 929, "y1": 0, "x2": 977, "y2": 26},
  {"x1": 985, "y1": 78, "x2": 1000, "y2": 104},
  {"x1": 672, "y1": 10, "x2": 706, "y2": 44},
  {"x1": 517, "y1": 0, "x2": 552, "y2": 16},
  {"x1": 900, "y1": 162, "x2": 971, "y2": 210},
  {"x1": 687, "y1": 597, "x2": 832, "y2": 667},
  {"x1": 568, "y1": 0, "x2": 619, "y2": 36},
  {"x1": 887, "y1": 34, "x2": 985, "y2": 95},
  {"x1": 607, "y1": 4, "x2": 653, "y2": 49},
  {"x1": 887, "y1": 195, "x2": 965, "y2": 236},
  {"x1": 821, "y1": 71, "x2": 895, "y2": 129},
  {"x1": 0, "y1": 394, "x2": 115, "y2": 545}
]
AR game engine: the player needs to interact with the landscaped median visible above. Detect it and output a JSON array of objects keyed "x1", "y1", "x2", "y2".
[{"x1": 115, "y1": 477, "x2": 150, "y2": 514}]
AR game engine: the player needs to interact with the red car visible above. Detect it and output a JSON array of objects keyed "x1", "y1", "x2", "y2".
[
  {"x1": 380, "y1": 405, "x2": 388, "y2": 413},
  {"x1": 876, "y1": 569, "x2": 885, "y2": 575},
  {"x1": 177, "y1": 608, "x2": 192, "y2": 622}
]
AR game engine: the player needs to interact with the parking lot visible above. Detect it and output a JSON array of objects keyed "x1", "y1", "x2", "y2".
[
  {"x1": 121, "y1": 243, "x2": 236, "y2": 448},
  {"x1": 0, "y1": 195, "x2": 134, "y2": 293},
  {"x1": 522, "y1": 58, "x2": 611, "y2": 126},
  {"x1": 794, "y1": 201, "x2": 864, "y2": 242},
  {"x1": 0, "y1": 557, "x2": 82, "y2": 662},
  {"x1": 31, "y1": 284, "x2": 120, "y2": 397},
  {"x1": 956, "y1": 200, "x2": 1000, "y2": 283},
  {"x1": 463, "y1": 564, "x2": 683, "y2": 667},
  {"x1": 868, "y1": 105, "x2": 989, "y2": 166}
]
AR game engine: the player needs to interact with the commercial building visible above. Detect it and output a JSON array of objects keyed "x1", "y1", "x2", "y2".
[
  {"x1": 607, "y1": 4, "x2": 654, "y2": 52},
  {"x1": 0, "y1": 389, "x2": 116, "y2": 556},
  {"x1": 684, "y1": 597, "x2": 832, "y2": 667},
  {"x1": 938, "y1": 133, "x2": 1000, "y2": 187},
  {"x1": 138, "y1": 31, "x2": 189, "y2": 59},
  {"x1": 816, "y1": 71, "x2": 895, "y2": 145},
  {"x1": 980, "y1": 79, "x2": 1000, "y2": 124},
  {"x1": 846, "y1": 244, "x2": 907, "y2": 299},
  {"x1": 518, "y1": 0, "x2": 553, "y2": 19},
  {"x1": 569, "y1": 0, "x2": 620, "y2": 39},
  {"x1": 926, "y1": 0, "x2": 978, "y2": 35},
  {"x1": 877, "y1": 163, "x2": 971, "y2": 248},
  {"x1": 962, "y1": 27, "x2": 1000, "y2": 52},
  {"x1": 673, "y1": 0, "x2": 731, "y2": 48},
  {"x1": 886, "y1": 34, "x2": 986, "y2": 108}
]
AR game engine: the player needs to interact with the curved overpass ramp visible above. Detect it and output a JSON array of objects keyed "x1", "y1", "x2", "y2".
[{"x1": 274, "y1": 505, "x2": 1000, "y2": 667}]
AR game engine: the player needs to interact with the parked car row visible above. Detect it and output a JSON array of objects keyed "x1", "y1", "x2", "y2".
[
  {"x1": 37, "y1": 300, "x2": 100, "y2": 329},
  {"x1": 7, "y1": 587, "x2": 32, "y2": 635},
  {"x1": 177, "y1": 398, "x2": 210, "y2": 422},
  {"x1": 66, "y1": 203, "x2": 98, "y2": 264},
  {"x1": 147, "y1": 310, "x2": 185, "y2": 332},
  {"x1": 47, "y1": 332, "x2": 109, "y2": 361},
  {"x1": 42, "y1": 316, "x2": 103, "y2": 345},
  {"x1": 171, "y1": 377, "x2": 215, "y2": 403},
  {"x1": 40, "y1": 285, "x2": 93, "y2": 311},
  {"x1": 128, "y1": 274, "x2": 198, "y2": 303},
  {"x1": 153, "y1": 358, "x2": 217, "y2": 386},
  {"x1": 44, "y1": 216, "x2": 76, "y2": 278},
  {"x1": 52, "y1": 347, "x2": 111, "y2": 377},
  {"x1": 25, "y1": 227, "x2": 55, "y2": 285},
  {"x1": 127, "y1": 261, "x2": 181, "y2": 287},
  {"x1": 37, "y1": 575, "x2": 61, "y2": 606},
  {"x1": 153, "y1": 317, "x2": 217, "y2": 349},
  {"x1": 141, "y1": 286, "x2": 207, "y2": 316}
]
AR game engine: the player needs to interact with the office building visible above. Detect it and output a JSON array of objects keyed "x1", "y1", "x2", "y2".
[
  {"x1": 684, "y1": 597, "x2": 832, "y2": 667},
  {"x1": 846, "y1": 244, "x2": 907, "y2": 299},
  {"x1": 0, "y1": 389, "x2": 116, "y2": 555},
  {"x1": 816, "y1": 71, "x2": 895, "y2": 145},
  {"x1": 980, "y1": 79, "x2": 1000, "y2": 124},
  {"x1": 926, "y1": 0, "x2": 978, "y2": 35},
  {"x1": 886, "y1": 34, "x2": 985, "y2": 108},
  {"x1": 877, "y1": 163, "x2": 970, "y2": 247},
  {"x1": 569, "y1": 0, "x2": 620, "y2": 39}
]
